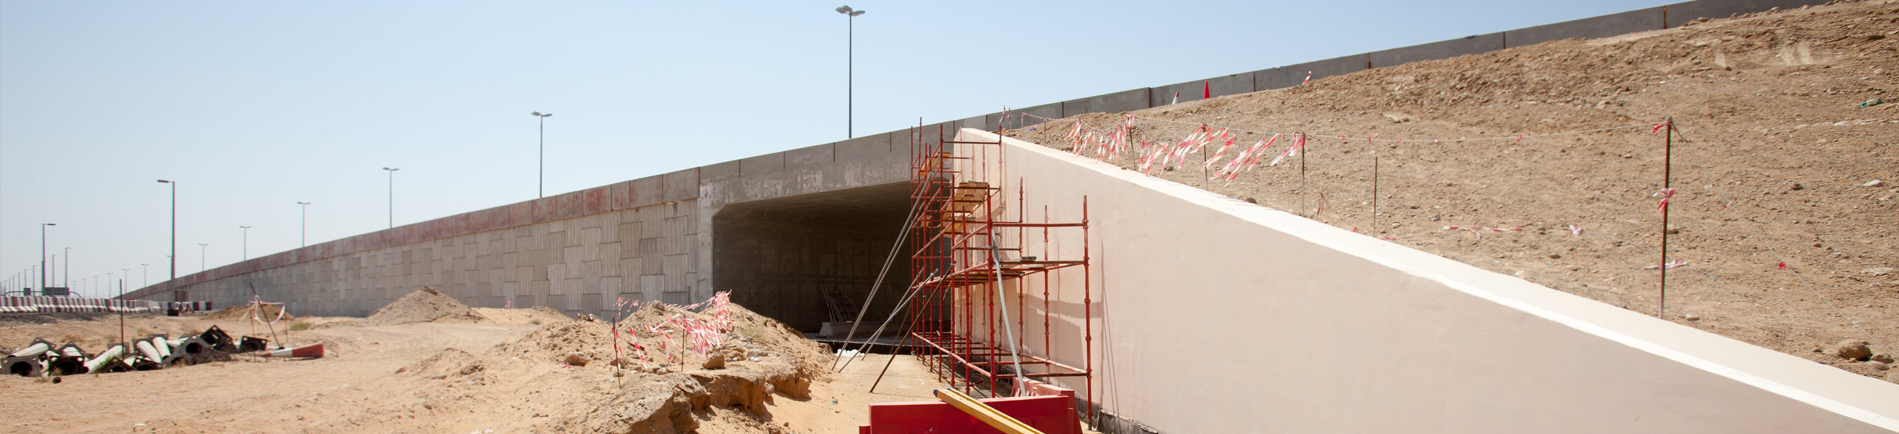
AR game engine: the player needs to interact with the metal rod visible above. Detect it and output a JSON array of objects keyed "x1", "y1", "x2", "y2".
[{"x1": 1659, "y1": 117, "x2": 1673, "y2": 319}]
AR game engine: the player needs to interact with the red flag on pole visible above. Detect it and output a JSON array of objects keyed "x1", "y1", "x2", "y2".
[{"x1": 1202, "y1": 81, "x2": 1211, "y2": 99}]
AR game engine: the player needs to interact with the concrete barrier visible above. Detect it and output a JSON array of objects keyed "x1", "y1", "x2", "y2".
[
  {"x1": 1369, "y1": 32, "x2": 1505, "y2": 68},
  {"x1": 992, "y1": 103, "x2": 1062, "y2": 130},
  {"x1": 1149, "y1": 73, "x2": 1252, "y2": 107},
  {"x1": 956, "y1": 128, "x2": 1899, "y2": 434},
  {"x1": 1253, "y1": 54, "x2": 1370, "y2": 90},
  {"x1": 1061, "y1": 88, "x2": 1152, "y2": 118},
  {"x1": 1665, "y1": 0, "x2": 1821, "y2": 28},
  {"x1": 1506, "y1": 6, "x2": 1666, "y2": 48}
]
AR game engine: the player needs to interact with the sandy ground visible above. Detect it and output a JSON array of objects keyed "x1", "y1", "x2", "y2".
[
  {"x1": 0, "y1": 310, "x2": 985, "y2": 434},
  {"x1": 1007, "y1": 0, "x2": 1899, "y2": 381}
]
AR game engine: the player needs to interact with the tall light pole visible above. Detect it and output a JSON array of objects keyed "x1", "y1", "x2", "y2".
[
  {"x1": 382, "y1": 167, "x2": 399, "y2": 228},
  {"x1": 239, "y1": 226, "x2": 252, "y2": 260},
  {"x1": 530, "y1": 112, "x2": 553, "y2": 198},
  {"x1": 198, "y1": 243, "x2": 209, "y2": 272},
  {"x1": 141, "y1": 264, "x2": 149, "y2": 288},
  {"x1": 41, "y1": 223, "x2": 54, "y2": 295},
  {"x1": 121, "y1": 268, "x2": 130, "y2": 298},
  {"x1": 104, "y1": 272, "x2": 113, "y2": 298},
  {"x1": 836, "y1": 5, "x2": 866, "y2": 138},
  {"x1": 51, "y1": 253, "x2": 59, "y2": 288},
  {"x1": 297, "y1": 201, "x2": 311, "y2": 247},
  {"x1": 62, "y1": 247, "x2": 70, "y2": 287},
  {"x1": 157, "y1": 179, "x2": 176, "y2": 300}
]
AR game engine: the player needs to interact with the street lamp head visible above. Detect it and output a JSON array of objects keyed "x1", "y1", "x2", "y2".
[
  {"x1": 240, "y1": 226, "x2": 251, "y2": 229},
  {"x1": 43, "y1": 223, "x2": 54, "y2": 227},
  {"x1": 298, "y1": 201, "x2": 310, "y2": 205},
  {"x1": 850, "y1": 10, "x2": 865, "y2": 16},
  {"x1": 383, "y1": 167, "x2": 399, "y2": 172},
  {"x1": 157, "y1": 179, "x2": 171, "y2": 184},
  {"x1": 836, "y1": 5, "x2": 852, "y2": 13}
]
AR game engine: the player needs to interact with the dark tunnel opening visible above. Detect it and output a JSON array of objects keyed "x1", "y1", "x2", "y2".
[{"x1": 712, "y1": 182, "x2": 916, "y2": 333}]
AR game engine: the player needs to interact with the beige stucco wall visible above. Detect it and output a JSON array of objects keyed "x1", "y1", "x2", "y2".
[{"x1": 955, "y1": 129, "x2": 1898, "y2": 433}]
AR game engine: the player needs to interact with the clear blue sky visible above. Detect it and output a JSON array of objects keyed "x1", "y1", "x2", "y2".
[{"x1": 0, "y1": 0, "x2": 1673, "y2": 297}]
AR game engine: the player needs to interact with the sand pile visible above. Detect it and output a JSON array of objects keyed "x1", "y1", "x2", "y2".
[
  {"x1": 471, "y1": 306, "x2": 570, "y2": 325},
  {"x1": 202, "y1": 304, "x2": 293, "y2": 321},
  {"x1": 390, "y1": 299, "x2": 823, "y2": 433},
  {"x1": 364, "y1": 287, "x2": 486, "y2": 326}
]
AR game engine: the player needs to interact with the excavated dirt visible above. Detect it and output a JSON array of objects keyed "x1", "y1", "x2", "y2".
[
  {"x1": 381, "y1": 300, "x2": 835, "y2": 434},
  {"x1": 364, "y1": 287, "x2": 488, "y2": 326},
  {"x1": 0, "y1": 300, "x2": 954, "y2": 433},
  {"x1": 1007, "y1": 0, "x2": 1899, "y2": 380}
]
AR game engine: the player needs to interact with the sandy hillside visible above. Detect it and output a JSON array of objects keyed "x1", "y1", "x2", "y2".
[{"x1": 1007, "y1": 0, "x2": 1898, "y2": 380}]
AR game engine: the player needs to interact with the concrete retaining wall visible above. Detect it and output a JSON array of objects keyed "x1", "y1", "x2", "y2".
[
  {"x1": 957, "y1": 129, "x2": 1898, "y2": 434},
  {"x1": 1506, "y1": 6, "x2": 1667, "y2": 48},
  {"x1": 1368, "y1": 32, "x2": 1506, "y2": 68}
]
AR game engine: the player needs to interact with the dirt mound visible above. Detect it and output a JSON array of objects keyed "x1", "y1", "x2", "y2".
[
  {"x1": 381, "y1": 299, "x2": 824, "y2": 433},
  {"x1": 471, "y1": 306, "x2": 569, "y2": 325},
  {"x1": 202, "y1": 305, "x2": 292, "y2": 322},
  {"x1": 1006, "y1": 0, "x2": 1898, "y2": 380},
  {"x1": 364, "y1": 287, "x2": 486, "y2": 326}
]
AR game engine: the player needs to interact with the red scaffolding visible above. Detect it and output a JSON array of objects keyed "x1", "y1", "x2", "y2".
[{"x1": 901, "y1": 125, "x2": 1093, "y2": 419}]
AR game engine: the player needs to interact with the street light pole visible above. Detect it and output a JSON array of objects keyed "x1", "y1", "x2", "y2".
[
  {"x1": 836, "y1": 5, "x2": 866, "y2": 138},
  {"x1": 297, "y1": 201, "x2": 311, "y2": 247},
  {"x1": 63, "y1": 247, "x2": 70, "y2": 287},
  {"x1": 382, "y1": 167, "x2": 399, "y2": 228},
  {"x1": 198, "y1": 243, "x2": 209, "y2": 272},
  {"x1": 240, "y1": 226, "x2": 252, "y2": 260},
  {"x1": 141, "y1": 264, "x2": 149, "y2": 288},
  {"x1": 157, "y1": 180, "x2": 176, "y2": 300},
  {"x1": 41, "y1": 223, "x2": 54, "y2": 295},
  {"x1": 531, "y1": 112, "x2": 553, "y2": 198}
]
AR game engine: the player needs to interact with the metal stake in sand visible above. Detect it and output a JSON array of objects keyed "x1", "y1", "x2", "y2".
[
  {"x1": 1658, "y1": 117, "x2": 1674, "y2": 319},
  {"x1": 1299, "y1": 133, "x2": 1308, "y2": 218}
]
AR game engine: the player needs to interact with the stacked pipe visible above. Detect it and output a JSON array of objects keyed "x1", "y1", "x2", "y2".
[{"x1": 1, "y1": 330, "x2": 295, "y2": 377}]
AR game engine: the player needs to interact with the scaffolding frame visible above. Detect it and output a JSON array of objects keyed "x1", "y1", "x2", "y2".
[{"x1": 900, "y1": 125, "x2": 1094, "y2": 420}]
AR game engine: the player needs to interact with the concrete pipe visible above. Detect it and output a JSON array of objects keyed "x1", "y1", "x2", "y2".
[
  {"x1": 129, "y1": 355, "x2": 161, "y2": 371},
  {"x1": 135, "y1": 340, "x2": 164, "y2": 367},
  {"x1": 148, "y1": 336, "x2": 172, "y2": 359},
  {"x1": 47, "y1": 343, "x2": 89, "y2": 376},
  {"x1": 9, "y1": 340, "x2": 52, "y2": 358},
  {"x1": 3, "y1": 356, "x2": 44, "y2": 377},
  {"x1": 82, "y1": 345, "x2": 124, "y2": 374},
  {"x1": 173, "y1": 337, "x2": 210, "y2": 356}
]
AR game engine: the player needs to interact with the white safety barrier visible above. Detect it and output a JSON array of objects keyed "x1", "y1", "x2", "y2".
[{"x1": 0, "y1": 296, "x2": 161, "y2": 314}]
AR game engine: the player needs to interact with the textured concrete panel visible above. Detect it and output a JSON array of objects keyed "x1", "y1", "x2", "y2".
[
  {"x1": 740, "y1": 152, "x2": 783, "y2": 176},
  {"x1": 1150, "y1": 73, "x2": 1252, "y2": 107},
  {"x1": 1665, "y1": 0, "x2": 1820, "y2": 28},
  {"x1": 1369, "y1": 32, "x2": 1505, "y2": 68},
  {"x1": 994, "y1": 103, "x2": 1061, "y2": 130},
  {"x1": 1508, "y1": 7, "x2": 1664, "y2": 48},
  {"x1": 785, "y1": 143, "x2": 833, "y2": 168},
  {"x1": 960, "y1": 114, "x2": 990, "y2": 132},
  {"x1": 661, "y1": 168, "x2": 698, "y2": 202},
  {"x1": 701, "y1": 160, "x2": 740, "y2": 182},
  {"x1": 628, "y1": 176, "x2": 663, "y2": 208},
  {"x1": 1061, "y1": 88, "x2": 1152, "y2": 117},
  {"x1": 834, "y1": 133, "x2": 893, "y2": 162},
  {"x1": 1255, "y1": 54, "x2": 1370, "y2": 91},
  {"x1": 582, "y1": 186, "x2": 610, "y2": 215}
]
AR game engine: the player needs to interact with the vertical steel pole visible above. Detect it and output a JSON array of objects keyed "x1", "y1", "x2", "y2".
[{"x1": 1659, "y1": 118, "x2": 1673, "y2": 319}]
